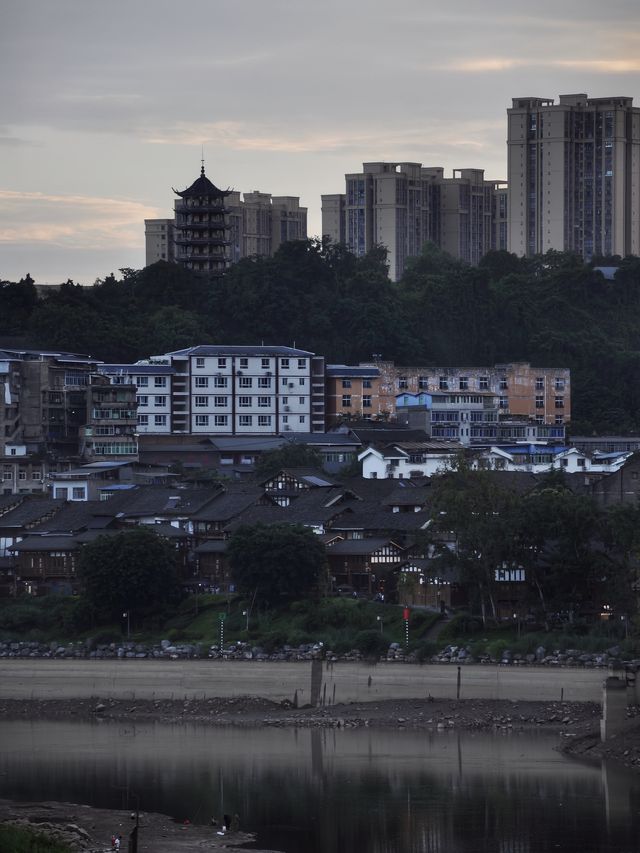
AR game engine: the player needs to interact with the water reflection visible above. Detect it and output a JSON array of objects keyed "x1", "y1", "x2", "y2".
[{"x1": 0, "y1": 720, "x2": 638, "y2": 853}]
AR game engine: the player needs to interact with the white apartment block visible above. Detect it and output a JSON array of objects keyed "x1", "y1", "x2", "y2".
[
  {"x1": 322, "y1": 162, "x2": 504, "y2": 280},
  {"x1": 508, "y1": 94, "x2": 640, "y2": 260},
  {"x1": 104, "y1": 347, "x2": 326, "y2": 436},
  {"x1": 98, "y1": 365, "x2": 174, "y2": 435}
]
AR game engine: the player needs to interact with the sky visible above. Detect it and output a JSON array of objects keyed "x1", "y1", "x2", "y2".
[{"x1": 1, "y1": 0, "x2": 640, "y2": 284}]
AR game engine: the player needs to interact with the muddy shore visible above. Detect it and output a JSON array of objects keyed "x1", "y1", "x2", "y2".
[{"x1": 1, "y1": 695, "x2": 638, "y2": 852}]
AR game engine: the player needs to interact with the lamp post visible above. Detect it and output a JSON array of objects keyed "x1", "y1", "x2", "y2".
[
  {"x1": 376, "y1": 615, "x2": 383, "y2": 634},
  {"x1": 123, "y1": 611, "x2": 130, "y2": 640},
  {"x1": 242, "y1": 609, "x2": 249, "y2": 632}
]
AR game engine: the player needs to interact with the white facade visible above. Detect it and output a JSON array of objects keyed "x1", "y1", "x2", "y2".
[
  {"x1": 358, "y1": 444, "x2": 460, "y2": 479},
  {"x1": 98, "y1": 365, "x2": 173, "y2": 435}
]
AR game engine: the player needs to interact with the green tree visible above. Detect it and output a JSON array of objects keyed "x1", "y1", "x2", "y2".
[
  {"x1": 227, "y1": 523, "x2": 328, "y2": 606},
  {"x1": 255, "y1": 445, "x2": 323, "y2": 480},
  {"x1": 78, "y1": 528, "x2": 183, "y2": 620}
]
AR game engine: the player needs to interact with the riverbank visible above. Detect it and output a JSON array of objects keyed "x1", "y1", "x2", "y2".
[{"x1": 0, "y1": 694, "x2": 601, "y2": 732}]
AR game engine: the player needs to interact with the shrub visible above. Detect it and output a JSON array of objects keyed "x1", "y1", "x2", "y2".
[{"x1": 353, "y1": 629, "x2": 388, "y2": 658}]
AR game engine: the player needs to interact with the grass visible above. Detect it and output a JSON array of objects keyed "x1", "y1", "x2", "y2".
[{"x1": 0, "y1": 825, "x2": 72, "y2": 853}]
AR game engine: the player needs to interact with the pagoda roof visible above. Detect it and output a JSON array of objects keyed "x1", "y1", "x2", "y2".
[{"x1": 173, "y1": 165, "x2": 230, "y2": 199}]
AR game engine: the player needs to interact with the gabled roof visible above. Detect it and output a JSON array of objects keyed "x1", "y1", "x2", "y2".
[
  {"x1": 326, "y1": 537, "x2": 404, "y2": 555},
  {"x1": 190, "y1": 487, "x2": 262, "y2": 522},
  {"x1": 262, "y1": 468, "x2": 339, "y2": 488},
  {"x1": 0, "y1": 498, "x2": 64, "y2": 529},
  {"x1": 162, "y1": 345, "x2": 314, "y2": 358}
]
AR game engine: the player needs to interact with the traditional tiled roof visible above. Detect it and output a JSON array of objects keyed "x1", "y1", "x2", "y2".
[
  {"x1": 173, "y1": 166, "x2": 230, "y2": 199},
  {"x1": 0, "y1": 498, "x2": 64, "y2": 529},
  {"x1": 163, "y1": 345, "x2": 314, "y2": 358},
  {"x1": 326, "y1": 538, "x2": 403, "y2": 555}
]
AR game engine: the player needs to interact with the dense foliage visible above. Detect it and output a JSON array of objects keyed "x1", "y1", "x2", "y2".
[
  {"x1": 5, "y1": 241, "x2": 640, "y2": 431},
  {"x1": 227, "y1": 522, "x2": 328, "y2": 606},
  {"x1": 77, "y1": 528, "x2": 183, "y2": 620},
  {"x1": 427, "y1": 467, "x2": 639, "y2": 628}
]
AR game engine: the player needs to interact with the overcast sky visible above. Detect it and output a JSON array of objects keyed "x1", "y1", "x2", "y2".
[{"x1": 1, "y1": 0, "x2": 639, "y2": 284}]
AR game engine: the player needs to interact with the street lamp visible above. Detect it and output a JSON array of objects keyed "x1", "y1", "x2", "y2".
[
  {"x1": 123, "y1": 611, "x2": 130, "y2": 640},
  {"x1": 376, "y1": 615, "x2": 383, "y2": 634},
  {"x1": 242, "y1": 610, "x2": 249, "y2": 632}
]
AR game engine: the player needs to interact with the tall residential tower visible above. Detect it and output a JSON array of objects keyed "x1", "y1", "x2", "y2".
[{"x1": 507, "y1": 94, "x2": 640, "y2": 260}]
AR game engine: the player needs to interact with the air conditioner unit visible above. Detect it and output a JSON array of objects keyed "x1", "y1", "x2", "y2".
[
  {"x1": 288, "y1": 383, "x2": 294, "y2": 388},
  {"x1": 266, "y1": 371, "x2": 272, "y2": 376},
  {"x1": 283, "y1": 405, "x2": 290, "y2": 412},
  {"x1": 237, "y1": 370, "x2": 243, "y2": 376},
  {"x1": 284, "y1": 425, "x2": 292, "y2": 431}
]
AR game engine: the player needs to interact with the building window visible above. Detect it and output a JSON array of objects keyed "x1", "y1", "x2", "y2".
[
  {"x1": 439, "y1": 377, "x2": 448, "y2": 390},
  {"x1": 261, "y1": 358, "x2": 270, "y2": 369},
  {"x1": 154, "y1": 377, "x2": 166, "y2": 388},
  {"x1": 363, "y1": 378, "x2": 372, "y2": 389},
  {"x1": 499, "y1": 377, "x2": 508, "y2": 390},
  {"x1": 298, "y1": 396, "x2": 305, "y2": 404},
  {"x1": 214, "y1": 377, "x2": 228, "y2": 388},
  {"x1": 555, "y1": 396, "x2": 564, "y2": 409},
  {"x1": 138, "y1": 415, "x2": 149, "y2": 426},
  {"x1": 239, "y1": 396, "x2": 252, "y2": 407},
  {"x1": 31, "y1": 470, "x2": 42, "y2": 480},
  {"x1": 258, "y1": 415, "x2": 271, "y2": 427},
  {"x1": 136, "y1": 376, "x2": 148, "y2": 387},
  {"x1": 535, "y1": 415, "x2": 544, "y2": 424},
  {"x1": 535, "y1": 377, "x2": 544, "y2": 391},
  {"x1": 195, "y1": 376, "x2": 209, "y2": 388},
  {"x1": 342, "y1": 395, "x2": 352, "y2": 407},
  {"x1": 342, "y1": 379, "x2": 352, "y2": 389},
  {"x1": 258, "y1": 396, "x2": 270, "y2": 407},
  {"x1": 195, "y1": 357, "x2": 205, "y2": 368},
  {"x1": 479, "y1": 376, "x2": 489, "y2": 390},
  {"x1": 239, "y1": 357, "x2": 249, "y2": 369},
  {"x1": 297, "y1": 359, "x2": 306, "y2": 369},
  {"x1": 214, "y1": 415, "x2": 228, "y2": 427},
  {"x1": 154, "y1": 396, "x2": 166, "y2": 406},
  {"x1": 195, "y1": 415, "x2": 209, "y2": 426},
  {"x1": 282, "y1": 396, "x2": 288, "y2": 404},
  {"x1": 499, "y1": 397, "x2": 508, "y2": 409},
  {"x1": 299, "y1": 377, "x2": 305, "y2": 386},
  {"x1": 459, "y1": 377, "x2": 469, "y2": 390},
  {"x1": 363, "y1": 395, "x2": 372, "y2": 408},
  {"x1": 239, "y1": 415, "x2": 253, "y2": 426},
  {"x1": 555, "y1": 378, "x2": 565, "y2": 391},
  {"x1": 213, "y1": 396, "x2": 226, "y2": 407},
  {"x1": 195, "y1": 396, "x2": 208, "y2": 407},
  {"x1": 138, "y1": 395, "x2": 148, "y2": 406},
  {"x1": 18, "y1": 471, "x2": 26, "y2": 480},
  {"x1": 154, "y1": 415, "x2": 167, "y2": 426},
  {"x1": 280, "y1": 358, "x2": 290, "y2": 368},
  {"x1": 217, "y1": 358, "x2": 226, "y2": 368},
  {"x1": 72, "y1": 487, "x2": 85, "y2": 500},
  {"x1": 282, "y1": 415, "x2": 288, "y2": 424},
  {"x1": 555, "y1": 415, "x2": 564, "y2": 424},
  {"x1": 239, "y1": 377, "x2": 252, "y2": 388},
  {"x1": 299, "y1": 415, "x2": 306, "y2": 424},
  {"x1": 258, "y1": 377, "x2": 271, "y2": 388},
  {"x1": 282, "y1": 377, "x2": 288, "y2": 387},
  {"x1": 535, "y1": 396, "x2": 544, "y2": 408},
  {"x1": 418, "y1": 376, "x2": 428, "y2": 390},
  {"x1": 399, "y1": 376, "x2": 408, "y2": 390}
]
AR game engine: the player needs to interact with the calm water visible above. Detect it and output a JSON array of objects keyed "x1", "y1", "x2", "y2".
[{"x1": 0, "y1": 720, "x2": 638, "y2": 853}]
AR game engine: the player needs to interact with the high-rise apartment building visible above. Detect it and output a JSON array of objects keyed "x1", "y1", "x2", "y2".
[
  {"x1": 322, "y1": 162, "x2": 503, "y2": 280},
  {"x1": 507, "y1": 94, "x2": 640, "y2": 260},
  {"x1": 227, "y1": 192, "x2": 307, "y2": 263}
]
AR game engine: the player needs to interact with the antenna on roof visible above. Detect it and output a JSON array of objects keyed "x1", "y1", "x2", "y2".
[{"x1": 201, "y1": 145, "x2": 205, "y2": 177}]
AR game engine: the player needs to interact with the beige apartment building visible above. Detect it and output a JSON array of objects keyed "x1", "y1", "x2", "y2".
[
  {"x1": 360, "y1": 362, "x2": 571, "y2": 426},
  {"x1": 227, "y1": 192, "x2": 307, "y2": 262},
  {"x1": 508, "y1": 94, "x2": 640, "y2": 260},
  {"x1": 322, "y1": 162, "x2": 505, "y2": 280}
]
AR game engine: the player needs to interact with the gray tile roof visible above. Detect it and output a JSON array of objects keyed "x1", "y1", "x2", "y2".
[
  {"x1": 0, "y1": 498, "x2": 65, "y2": 529},
  {"x1": 163, "y1": 345, "x2": 315, "y2": 357}
]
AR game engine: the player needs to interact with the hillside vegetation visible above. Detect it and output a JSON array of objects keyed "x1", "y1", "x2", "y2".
[{"x1": 3, "y1": 242, "x2": 640, "y2": 433}]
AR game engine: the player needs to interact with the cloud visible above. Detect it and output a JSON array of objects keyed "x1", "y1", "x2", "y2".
[
  {"x1": 441, "y1": 57, "x2": 640, "y2": 73},
  {"x1": 0, "y1": 190, "x2": 158, "y2": 249},
  {"x1": 142, "y1": 118, "x2": 504, "y2": 156}
]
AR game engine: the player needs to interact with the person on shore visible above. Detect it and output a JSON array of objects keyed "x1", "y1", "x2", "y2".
[{"x1": 114, "y1": 836, "x2": 121, "y2": 851}]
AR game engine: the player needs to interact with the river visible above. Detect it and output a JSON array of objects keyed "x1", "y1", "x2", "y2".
[{"x1": 0, "y1": 719, "x2": 638, "y2": 852}]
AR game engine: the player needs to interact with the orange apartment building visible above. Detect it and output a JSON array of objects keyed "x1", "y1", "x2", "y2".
[
  {"x1": 325, "y1": 365, "x2": 382, "y2": 425},
  {"x1": 353, "y1": 361, "x2": 570, "y2": 425}
]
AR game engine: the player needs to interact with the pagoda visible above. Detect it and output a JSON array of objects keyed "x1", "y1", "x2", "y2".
[{"x1": 172, "y1": 164, "x2": 231, "y2": 274}]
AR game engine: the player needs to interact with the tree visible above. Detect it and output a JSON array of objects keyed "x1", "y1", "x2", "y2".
[
  {"x1": 254, "y1": 445, "x2": 323, "y2": 480},
  {"x1": 78, "y1": 528, "x2": 183, "y2": 620},
  {"x1": 227, "y1": 523, "x2": 328, "y2": 606}
]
